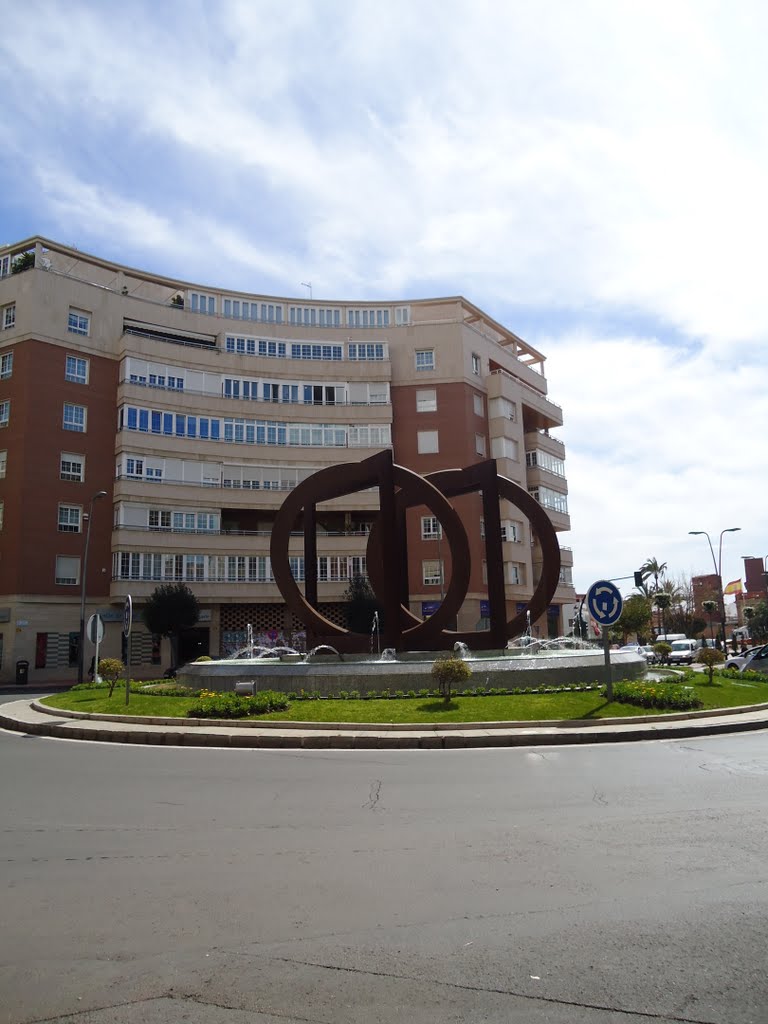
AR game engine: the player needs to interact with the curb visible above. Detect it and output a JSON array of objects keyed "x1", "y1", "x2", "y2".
[{"x1": 2, "y1": 698, "x2": 768, "y2": 749}]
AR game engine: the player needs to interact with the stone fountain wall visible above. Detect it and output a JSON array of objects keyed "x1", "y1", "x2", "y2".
[{"x1": 178, "y1": 651, "x2": 646, "y2": 695}]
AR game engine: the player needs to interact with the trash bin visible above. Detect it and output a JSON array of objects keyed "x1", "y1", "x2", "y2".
[{"x1": 15, "y1": 659, "x2": 29, "y2": 685}]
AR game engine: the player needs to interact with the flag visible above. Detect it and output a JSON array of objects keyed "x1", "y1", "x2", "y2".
[{"x1": 723, "y1": 579, "x2": 744, "y2": 595}]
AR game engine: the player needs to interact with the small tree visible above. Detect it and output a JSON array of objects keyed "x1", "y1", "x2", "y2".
[
  {"x1": 743, "y1": 606, "x2": 756, "y2": 639},
  {"x1": 695, "y1": 646, "x2": 725, "y2": 684},
  {"x1": 141, "y1": 583, "x2": 200, "y2": 671},
  {"x1": 431, "y1": 655, "x2": 471, "y2": 704},
  {"x1": 98, "y1": 658, "x2": 125, "y2": 698},
  {"x1": 11, "y1": 251, "x2": 35, "y2": 274},
  {"x1": 653, "y1": 641, "x2": 672, "y2": 665},
  {"x1": 343, "y1": 574, "x2": 382, "y2": 635}
]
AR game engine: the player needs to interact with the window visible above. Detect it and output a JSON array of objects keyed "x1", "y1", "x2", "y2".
[
  {"x1": 421, "y1": 516, "x2": 442, "y2": 540},
  {"x1": 148, "y1": 510, "x2": 171, "y2": 530},
  {"x1": 189, "y1": 292, "x2": 216, "y2": 315},
  {"x1": 67, "y1": 309, "x2": 90, "y2": 336},
  {"x1": 507, "y1": 564, "x2": 522, "y2": 585},
  {"x1": 491, "y1": 436, "x2": 519, "y2": 461},
  {"x1": 526, "y1": 450, "x2": 565, "y2": 476},
  {"x1": 473, "y1": 394, "x2": 483, "y2": 417},
  {"x1": 500, "y1": 521, "x2": 520, "y2": 543},
  {"x1": 417, "y1": 430, "x2": 439, "y2": 454},
  {"x1": 415, "y1": 350, "x2": 435, "y2": 371},
  {"x1": 416, "y1": 389, "x2": 437, "y2": 413},
  {"x1": 60, "y1": 452, "x2": 84, "y2": 482},
  {"x1": 395, "y1": 306, "x2": 410, "y2": 325},
  {"x1": 489, "y1": 397, "x2": 516, "y2": 422},
  {"x1": 529, "y1": 486, "x2": 569, "y2": 514},
  {"x1": 2, "y1": 303, "x2": 15, "y2": 330},
  {"x1": 55, "y1": 555, "x2": 80, "y2": 585},
  {"x1": 422, "y1": 559, "x2": 443, "y2": 586},
  {"x1": 0, "y1": 400, "x2": 9, "y2": 428},
  {"x1": 0, "y1": 450, "x2": 6, "y2": 478},
  {"x1": 475, "y1": 433, "x2": 487, "y2": 456},
  {"x1": 472, "y1": 353, "x2": 481, "y2": 375},
  {"x1": 63, "y1": 403, "x2": 86, "y2": 432},
  {"x1": 0, "y1": 352, "x2": 12, "y2": 379},
  {"x1": 58, "y1": 504, "x2": 82, "y2": 532},
  {"x1": 0, "y1": 500, "x2": 3, "y2": 530},
  {"x1": 65, "y1": 355, "x2": 89, "y2": 385}
]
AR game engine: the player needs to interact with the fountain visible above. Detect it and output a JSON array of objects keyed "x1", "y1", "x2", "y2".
[{"x1": 178, "y1": 634, "x2": 647, "y2": 695}]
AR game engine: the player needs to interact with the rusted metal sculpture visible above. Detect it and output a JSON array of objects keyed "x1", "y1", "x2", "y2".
[{"x1": 269, "y1": 450, "x2": 561, "y2": 653}]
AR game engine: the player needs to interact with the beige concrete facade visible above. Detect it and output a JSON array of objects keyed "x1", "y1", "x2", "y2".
[{"x1": 0, "y1": 237, "x2": 576, "y2": 682}]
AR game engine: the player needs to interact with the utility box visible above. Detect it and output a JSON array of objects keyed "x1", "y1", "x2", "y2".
[{"x1": 15, "y1": 659, "x2": 30, "y2": 685}]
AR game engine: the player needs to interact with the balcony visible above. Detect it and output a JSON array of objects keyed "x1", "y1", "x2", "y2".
[{"x1": 487, "y1": 369, "x2": 563, "y2": 431}]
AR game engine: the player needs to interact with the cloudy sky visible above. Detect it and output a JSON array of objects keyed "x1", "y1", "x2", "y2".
[{"x1": 1, "y1": 0, "x2": 766, "y2": 598}]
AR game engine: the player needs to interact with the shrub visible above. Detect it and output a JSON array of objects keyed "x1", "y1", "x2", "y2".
[
  {"x1": 194, "y1": 655, "x2": 213, "y2": 662},
  {"x1": 610, "y1": 681, "x2": 703, "y2": 711},
  {"x1": 187, "y1": 688, "x2": 289, "y2": 719},
  {"x1": 653, "y1": 642, "x2": 672, "y2": 665},
  {"x1": 431, "y1": 655, "x2": 472, "y2": 703}
]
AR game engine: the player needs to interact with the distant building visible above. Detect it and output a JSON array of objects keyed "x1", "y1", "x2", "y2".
[{"x1": 0, "y1": 237, "x2": 576, "y2": 681}]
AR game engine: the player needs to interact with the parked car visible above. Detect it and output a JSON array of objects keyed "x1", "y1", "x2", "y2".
[
  {"x1": 667, "y1": 639, "x2": 699, "y2": 665},
  {"x1": 724, "y1": 646, "x2": 763, "y2": 671}
]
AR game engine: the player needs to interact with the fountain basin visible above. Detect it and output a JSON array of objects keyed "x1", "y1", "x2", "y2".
[{"x1": 178, "y1": 650, "x2": 647, "y2": 696}]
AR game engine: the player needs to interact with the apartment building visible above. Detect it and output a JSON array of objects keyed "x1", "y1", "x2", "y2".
[{"x1": 0, "y1": 237, "x2": 576, "y2": 682}]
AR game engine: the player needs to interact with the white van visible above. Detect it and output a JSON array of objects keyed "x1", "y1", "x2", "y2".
[
  {"x1": 656, "y1": 634, "x2": 686, "y2": 644},
  {"x1": 667, "y1": 639, "x2": 699, "y2": 665}
]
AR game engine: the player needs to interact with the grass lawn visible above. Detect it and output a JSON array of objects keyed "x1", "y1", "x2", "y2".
[{"x1": 39, "y1": 673, "x2": 768, "y2": 724}]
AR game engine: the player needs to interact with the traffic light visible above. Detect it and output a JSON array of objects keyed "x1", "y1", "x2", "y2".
[{"x1": 634, "y1": 571, "x2": 644, "y2": 588}]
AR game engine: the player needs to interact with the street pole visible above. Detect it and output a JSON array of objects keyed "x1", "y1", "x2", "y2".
[{"x1": 77, "y1": 490, "x2": 107, "y2": 685}]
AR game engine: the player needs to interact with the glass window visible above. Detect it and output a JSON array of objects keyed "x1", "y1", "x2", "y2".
[
  {"x1": 417, "y1": 430, "x2": 439, "y2": 454},
  {"x1": 60, "y1": 452, "x2": 84, "y2": 481},
  {"x1": 65, "y1": 355, "x2": 89, "y2": 384},
  {"x1": 55, "y1": 555, "x2": 80, "y2": 585},
  {"x1": 0, "y1": 351, "x2": 12, "y2": 378},
  {"x1": 2, "y1": 304, "x2": 15, "y2": 330},
  {"x1": 58, "y1": 504, "x2": 82, "y2": 532},
  {"x1": 415, "y1": 350, "x2": 435, "y2": 371},
  {"x1": 471, "y1": 353, "x2": 481, "y2": 375},
  {"x1": 475, "y1": 433, "x2": 486, "y2": 456},
  {"x1": 422, "y1": 559, "x2": 443, "y2": 586},
  {"x1": 67, "y1": 309, "x2": 90, "y2": 336},
  {"x1": 416, "y1": 389, "x2": 437, "y2": 413},
  {"x1": 0, "y1": 400, "x2": 9, "y2": 428},
  {"x1": 63, "y1": 403, "x2": 86, "y2": 432},
  {"x1": 421, "y1": 516, "x2": 442, "y2": 540},
  {"x1": 473, "y1": 394, "x2": 483, "y2": 417},
  {"x1": 0, "y1": 449, "x2": 6, "y2": 478}
]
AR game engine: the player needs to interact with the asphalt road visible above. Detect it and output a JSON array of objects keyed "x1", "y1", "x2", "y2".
[{"x1": 2, "y1": 693, "x2": 768, "y2": 1023}]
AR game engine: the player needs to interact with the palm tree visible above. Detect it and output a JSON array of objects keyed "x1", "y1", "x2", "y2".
[
  {"x1": 702, "y1": 599, "x2": 717, "y2": 643},
  {"x1": 640, "y1": 557, "x2": 667, "y2": 594},
  {"x1": 654, "y1": 592, "x2": 672, "y2": 639}
]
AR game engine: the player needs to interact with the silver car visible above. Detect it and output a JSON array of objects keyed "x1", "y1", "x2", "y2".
[
  {"x1": 738, "y1": 644, "x2": 768, "y2": 674},
  {"x1": 724, "y1": 646, "x2": 764, "y2": 671}
]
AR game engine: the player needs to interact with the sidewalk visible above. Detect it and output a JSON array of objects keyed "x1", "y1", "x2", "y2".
[{"x1": 3, "y1": 696, "x2": 768, "y2": 749}]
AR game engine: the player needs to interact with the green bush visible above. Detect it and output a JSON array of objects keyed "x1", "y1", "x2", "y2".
[
  {"x1": 194, "y1": 655, "x2": 213, "y2": 662},
  {"x1": 431, "y1": 655, "x2": 472, "y2": 702},
  {"x1": 611, "y1": 681, "x2": 703, "y2": 711},
  {"x1": 187, "y1": 689, "x2": 290, "y2": 719},
  {"x1": 98, "y1": 658, "x2": 126, "y2": 697}
]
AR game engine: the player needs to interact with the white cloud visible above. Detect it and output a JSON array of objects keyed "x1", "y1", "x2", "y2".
[{"x1": 1, "y1": 0, "x2": 766, "y2": 597}]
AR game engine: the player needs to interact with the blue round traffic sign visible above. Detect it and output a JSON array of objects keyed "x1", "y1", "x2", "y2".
[{"x1": 586, "y1": 580, "x2": 623, "y2": 626}]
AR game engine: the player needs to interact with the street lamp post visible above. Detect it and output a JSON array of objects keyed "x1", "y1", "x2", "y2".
[
  {"x1": 77, "y1": 490, "x2": 107, "y2": 684},
  {"x1": 688, "y1": 527, "x2": 740, "y2": 651}
]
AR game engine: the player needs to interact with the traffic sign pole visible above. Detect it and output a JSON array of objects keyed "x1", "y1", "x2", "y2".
[{"x1": 586, "y1": 580, "x2": 624, "y2": 702}]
